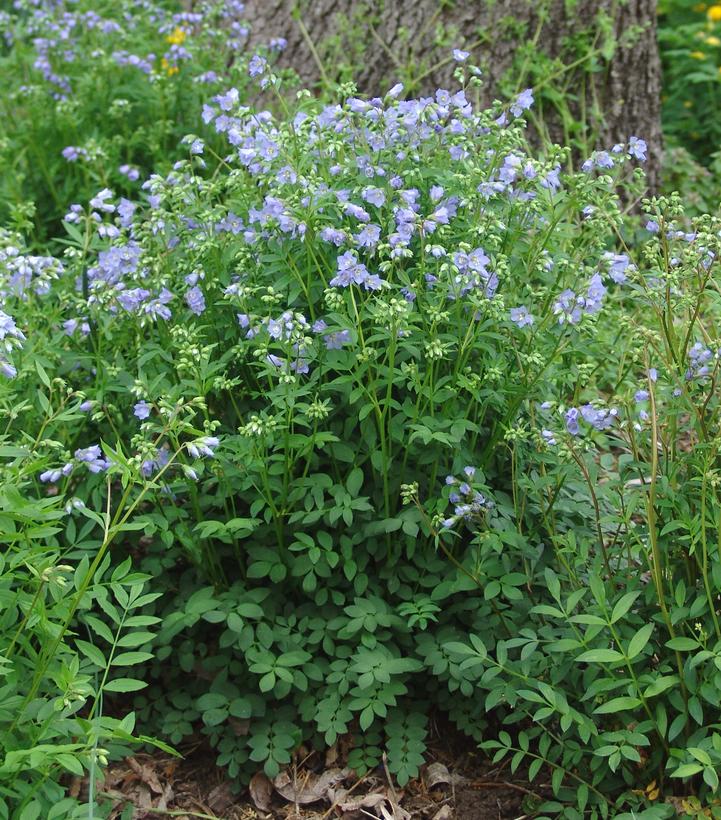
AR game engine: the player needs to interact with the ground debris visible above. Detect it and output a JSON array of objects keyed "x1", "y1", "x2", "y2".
[{"x1": 79, "y1": 728, "x2": 537, "y2": 819}]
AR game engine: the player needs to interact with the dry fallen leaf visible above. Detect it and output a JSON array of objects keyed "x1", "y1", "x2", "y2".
[
  {"x1": 325, "y1": 743, "x2": 339, "y2": 768},
  {"x1": 339, "y1": 792, "x2": 388, "y2": 812},
  {"x1": 424, "y1": 762, "x2": 452, "y2": 790},
  {"x1": 338, "y1": 789, "x2": 411, "y2": 818},
  {"x1": 431, "y1": 806, "x2": 453, "y2": 820},
  {"x1": 128, "y1": 756, "x2": 164, "y2": 794},
  {"x1": 273, "y1": 767, "x2": 351, "y2": 805},
  {"x1": 206, "y1": 781, "x2": 234, "y2": 814},
  {"x1": 249, "y1": 771, "x2": 274, "y2": 812},
  {"x1": 379, "y1": 802, "x2": 411, "y2": 820}
]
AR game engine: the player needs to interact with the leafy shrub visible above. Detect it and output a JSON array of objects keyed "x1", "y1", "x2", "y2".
[{"x1": 0, "y1": 436, "x2": 172, "y2": 818}]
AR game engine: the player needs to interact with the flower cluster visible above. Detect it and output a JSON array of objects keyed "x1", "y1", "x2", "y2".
[
  {"x1": 0, "y1": 308, "x2": 25, "y2": 378},
  {"x1": 442, "y1": 467, "x2": 494, "y2": 529}
]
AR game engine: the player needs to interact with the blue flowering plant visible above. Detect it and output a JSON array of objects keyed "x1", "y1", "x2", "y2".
[{"x1": 4, "y1": 44, "x2": 721, "y2": 814}]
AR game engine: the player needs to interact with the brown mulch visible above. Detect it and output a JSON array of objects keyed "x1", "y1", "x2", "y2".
[{"x1": 76, "y1": 734, "x2": 545, "y2": 820}]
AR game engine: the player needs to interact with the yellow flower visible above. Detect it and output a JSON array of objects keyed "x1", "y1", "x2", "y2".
[
  {"x1": 161, "y1": 57, "x2": 179, "y2": 76},
  {"x1": 684, "y1": 100, "x2": 694, "y2": 107},
  {"x1": 708, "y1": 35, "x2": 721, "y2": 44},
  {"x1": 708, "y1": 4, "x2": 721, "y2": 20},
  {"x1": 690, "y1": 50, "x2": 708, "y2": 58},
  {"x1": 165, "y1": 27, "x2": 187, "y2": 46}
]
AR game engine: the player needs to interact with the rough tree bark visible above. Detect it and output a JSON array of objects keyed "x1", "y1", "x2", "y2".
[{"x1": 242, "y1": 0, "x2": 662, "y2": 190}]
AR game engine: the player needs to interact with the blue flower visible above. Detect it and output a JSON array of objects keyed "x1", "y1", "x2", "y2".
[
  {"x1": 510, "y1": 89, "x2": 534, "y2": 117},
  {"x1": 564, "y1": 408, "x2": 581, "y2": 435},
  {"x1": 248, "y1": 54, "x2": 268, "y2": 78},
  {"x1": 0, "y1": 311, "x2": 25, "y2": 344},
  {"x1": 75, "y1": 445, "x2": 109, "y2": 473},
  {"x1": 361, "y1": 187, "x2": 386, "y2": 207},
  {"x1": 119, "y1": 164, "x2": 140, "y2": 181},
  {"x1": 628, "y1": 136, "x2": 647, "y2": 162},
  {"x1": 324, "y1": 330, "x2": 351, "y2": 350},
  {"x1": 187, "y1": 436, "x2": 220, "y2": 458},
  {"x1": 215, "y1": 88, "x2": 239, "y2": 111},
  {"x1": 510, "y1": 306, "x2": 534, "y2": 327},
  {"x1": 584, "y1": 273, "x2": 607, "y2": 315},
  {"x1": 134, "y1": 400, "x2": 151, "y2": 420},
  {"x1": 453, "y1": 49, "x2": 470, "y2": 62},
  {"x1": 330, "y1": 250, "x2": 385, "y2": 291},
  {"x1": 553, "y1": 289, "x2": 583, "y2": 325},
  {"x1": 0, "y1": 358, "x2": 16, "y2": 379},
  {"x1": 40, "y1": 462, "x2": 73, "y2": 483},
  {"x1": 580, "y1": 404, "x2": 617, "y2": 430},
  {"x1": 604, "y1": 253, "x2": 634, "y2": 284},
  {"x1": 185, "y1": 286, "x2": 206, "y2": 316},
  {"x1": 354, "y1": 224, "x2": 381, "y2": 249}
]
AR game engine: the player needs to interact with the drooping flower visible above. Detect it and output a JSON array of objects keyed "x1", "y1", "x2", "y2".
[
  {"x1": 75, "y1": 445, "x2": 110, "y2": 473},
  {"x1": 187, "y1": 436, "x2": 220, "y2": 458}
]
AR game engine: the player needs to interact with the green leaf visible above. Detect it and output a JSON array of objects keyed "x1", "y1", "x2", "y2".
[
  {"x1": 530, "y1": 604, "x2": 565, "y2": 618},
  {"x1": 116, "y1": 631, "x2": 154, "y2": 648},
  {"x1": 575, "y1": 648, "x2": 624, "y2": 663},
  {"x1": 359, "y1": 705, "x2": 374, "y2": 731},
  {"x1": 689, "y1": 747, "x2": 713, "y2": 766},
  {"x1": 644, "y1": 675, "x2": 679, "y2": 698},
  {"x1": 82, "y1": 615, "x2": 115, "y2": 645},
  {"x1": 259, "y1": 672, "x2": 275, "y2": 692},
  {"x1": 346, "y1": 467, "x2": 364, "y2": 496},
  {"x1": 111, "y1": 651, "x2": 154, "y2": 666},
  {"x1": 627, "y1": 623, "x2": 654, "y2": 660},
  {"x1": 229, "y1": 698, "x2": 252, "y2": 718},
  {"x1": 103, "y1": 678, "x2": 148, "y2": 693},
  {"x1": 35, "y1": 360, "x2": 51, "y2": 389},
  {"x1": 610, "y1": 591, "x2": 639, "y2": 624},
  {"x1": 671, "y1": 763, "x2": 704, "y2": 778},
  {"x1": 76, "y1": 640, "x2": 107, "y2": 669},
  {"x1": 236, "y1": 603, "x2": 264, "y2": 619},
  {"x1": 665, "y1": 637, "x2": 699, "y2": 651},
  {"x1": 593, "y1": 696, "x2": 641, "y2": 714}
]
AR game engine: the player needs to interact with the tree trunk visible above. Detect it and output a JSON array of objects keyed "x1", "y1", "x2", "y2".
[{"x1": 242, "y1": 0, "x2": 662, "y2": 189}]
